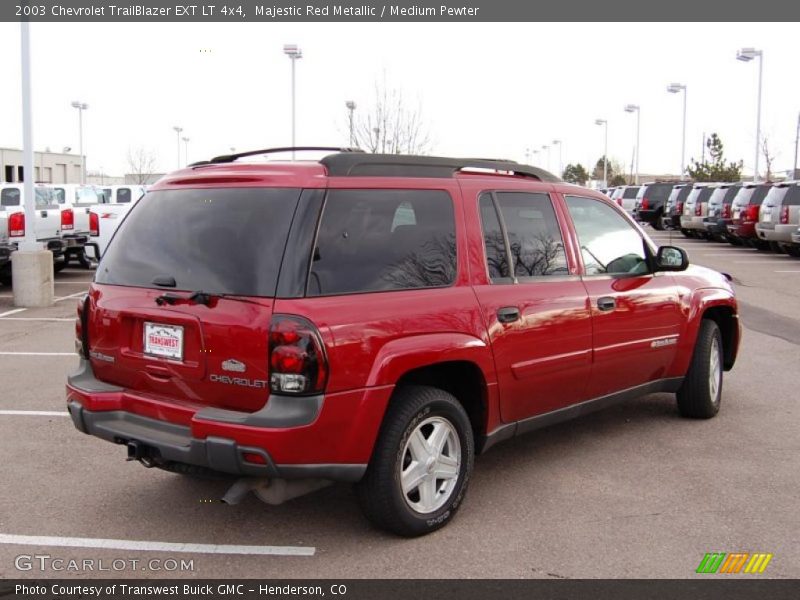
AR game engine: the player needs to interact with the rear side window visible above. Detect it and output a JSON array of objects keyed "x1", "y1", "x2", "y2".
[
  {"x1": 53, "y1": 188, "x2": 65, "y2": 204},
  {"x1": 117, "y1": 188, "x2": 132, "y2": 203},
  {"x1": 785, "y1": 186, "x2": 800, "y2": 206},
  {"x1": 722, "y1": 185, "x2": 741, "y2": 204},
  {"x1": 1, "y1": 188, "x2": 20, "y2": 206},
  {"x1": 698, "y1": 188, "x2": 714, "y2": 203},
  {"x1": 307, "y1": 189, "x2": 456, "y2": 296},
  {"x1": 751, "y1": 185, "x2": 771, "y2": 205},
  {"x1": 623, "y1": 187, "x2": 640, "y2": 199},
  {"x1": 479, "y1": 192, "x2": 567, "y2": 281},
  {"x1": 96, "y1": 188, "x2": 301, "y2": 297}
]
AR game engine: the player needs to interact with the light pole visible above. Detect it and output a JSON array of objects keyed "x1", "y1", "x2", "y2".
[
  {"x1": 346, "y1": 100, "x2": 357, "y2": 147},
  {"x1": 737, "y1": 48, "x2": 763, "y2": 182},
  {"x1": 624, "y1": 104, "x2": 640, "y2": 184},
  {"x1": 283, "y1": 44, "x2": 303, "y2": 159},
  {"x1": 595, "y1": 119, "x2": 608, "y2": 187},
  {"x1": 794, "y1": 112, "x2": 799, "y2": 179},
  {"x1": 182, "y1": 137, "x2": 190, "y2": 166},
  {"x1": 667, "y1": 83, "x2": 687, "y2": 179},
  {"x1": 552, "y1": 140, "x2": 562, "y2": 176},
  {"x1": 542, "y1": 145, "x2": 550, "y2": 171},
  {"x1": 70, "y1": 101, "x2": 88, "y2": 184},
  {"x1": 172, "y1": 126, "x2": 183, "y2": 169}
]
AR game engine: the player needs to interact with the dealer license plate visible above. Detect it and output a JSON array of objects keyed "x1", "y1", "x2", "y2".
[{"x1": 144, "y1": 322, "x2": 184, "y2": 361}]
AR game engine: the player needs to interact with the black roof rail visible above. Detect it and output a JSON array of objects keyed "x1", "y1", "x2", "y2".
[
  {"x1": 319, "y1": 153, "x2": 561, "y2": 181},
  {"x1": 190, "y1": 146, "x2": 365, "y2": 167}
]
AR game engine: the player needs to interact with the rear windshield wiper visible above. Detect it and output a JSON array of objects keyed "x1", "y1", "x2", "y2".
[{"x1": 155, "y1": 290, "x2": 264, "y2": 308}]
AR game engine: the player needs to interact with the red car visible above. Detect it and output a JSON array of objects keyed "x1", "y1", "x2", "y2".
[
  {"x1": 67, "y1": 148, "x2": 741, "y2": 536},
  {"x1": 726, "y1": 182, "x2": 772, "y2": 248}
]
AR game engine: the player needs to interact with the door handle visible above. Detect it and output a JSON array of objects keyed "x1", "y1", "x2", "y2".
[
  {"x1": 497, "y1": 307, "x2": 521, "y2": 324},
  {"x1": 597, "y1": 296, "x2": 616, "y2": 311}
]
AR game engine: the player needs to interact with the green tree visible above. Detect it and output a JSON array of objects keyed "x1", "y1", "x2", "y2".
[
  {"x1": 686, "y1": 133, "x2": 743, "y2": 182},
  {"x1": 562, "y1": 163, "x2": 590, "y2": 185},
  {"x1": 609, "y1": 174, "x2": 627, "y2": 186},
  {"x1": 592, "y1": 156, "x2": 614, "y2": 181}
]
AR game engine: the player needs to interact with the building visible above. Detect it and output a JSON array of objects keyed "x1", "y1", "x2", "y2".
[{"x1": 0, "y1": 147, "x2": 84, "y2": 184}]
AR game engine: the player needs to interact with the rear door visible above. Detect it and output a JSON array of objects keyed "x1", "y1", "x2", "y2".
[
  {"x1": 563, "y1": 195, "x2": 682, "y2": 398},
  {"x1": 469, "y1": 188, "x2": 593, "y2": 421},
  {"x1": 89, "y1": 187, "x2": 302, "y2": 412}
]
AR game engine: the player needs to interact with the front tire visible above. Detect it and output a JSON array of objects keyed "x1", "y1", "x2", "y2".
[
  {"x1": 356, "y1": 385, "x2": 474, "y2": 537},
  {"x1": 677, "y1": 320, "x2": 723, "y2": 419}
]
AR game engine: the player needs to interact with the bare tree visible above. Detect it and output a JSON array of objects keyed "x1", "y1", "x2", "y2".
[
  {"x1": 761, "y1": 136, "x2": 777, "y2": 181},
  {"x1": 352, "y1": 76, "x2": 432, "y2": 155},
  {"x1": 126, "y1": 146, "x2": 159, "y2": 185}
]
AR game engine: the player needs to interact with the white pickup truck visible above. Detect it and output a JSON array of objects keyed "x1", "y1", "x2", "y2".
[
  {"x1": 51, "y1": 184, "x2": 104, "y2": 268},
  {"x1": 0, "y1": 184, "x2": 66, "y2": 285},
  {"x1": 86, "y1": 189, "x2": 146, "y2": 260}
]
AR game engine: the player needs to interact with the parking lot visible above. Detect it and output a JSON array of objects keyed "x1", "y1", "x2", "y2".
[{"x1": 0, "y1": 230, "x2": 798, "y2": 580}]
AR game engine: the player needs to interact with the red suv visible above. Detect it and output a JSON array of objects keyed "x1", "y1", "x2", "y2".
[{"x1": 67, "y1": 148, "x2": 741, "y2": 536}]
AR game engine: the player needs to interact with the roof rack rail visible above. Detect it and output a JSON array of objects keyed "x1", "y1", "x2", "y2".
[
  {"x1": 190, "y1": 146, "x2": 365, "y2": 167},
  {"x1": 319, "y1": 153, "x2": 560, "y2": 182}
]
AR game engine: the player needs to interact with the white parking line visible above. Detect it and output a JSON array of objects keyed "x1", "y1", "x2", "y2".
[
  {"x1": 0, "y1": 308, "x2": 27, "y2": 318},
  {"x1": 54, "y1": 291, "x2": 87, "y2": 303},
  {"x1": 774, "y1": 270, "x2": 800, "y2": 273},
  {"x1": 0, "y1": 352, "x2": 75, "y2": 356},
  {"x1": 0, "y1": 533, "x2": 316, "y2": 557},
  {"x1": 0, "y1": 317, "x2": 72, "y2": 322},
  {"x1": 0, "y1": 410, "x2": 68, "y2": 417}
]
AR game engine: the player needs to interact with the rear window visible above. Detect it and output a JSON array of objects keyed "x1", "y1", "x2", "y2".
[
  {"x1": 785, "y1": 186, "x2": 800, "y2": 206},
  {"x1": 1, "y1": 188, "x2": 53, "y2": 207},
  {"x1": 1, "y1": 188, "x2": 20, "y2": 206},
  {"x1": 307, "y1": 189, "x2": 456, "y2": 296},
  {"x1": 117, "y1": 188, "x2": 132, "y2": 203},
  {"x1": 698, "y1": 188, "x2": 715, "y2": 203},
  {"x1": 722, "y1": 185, "x2": 741, "y2": 204},
  {"x1": 642, "y1": 183, "x2": 673, "y2": 203},
  {"x1": 96, "y1": 188, "x2": 301, "y2": 297},
  {"x1": 622, "y1": 187, "x2": 640, "y2": 199}
]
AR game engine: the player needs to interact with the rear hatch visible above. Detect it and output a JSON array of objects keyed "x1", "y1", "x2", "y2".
[
  {"x1": 759, "y1": 185, "x2": 789, "y2": 228},
  {"x1": 88, "y1": 187, "x2": 302, "y2": 412}
]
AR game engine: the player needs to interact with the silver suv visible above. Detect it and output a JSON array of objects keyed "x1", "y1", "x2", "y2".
[{"x1": 755, "y1": 181, "x2": 800, "y2": 256}]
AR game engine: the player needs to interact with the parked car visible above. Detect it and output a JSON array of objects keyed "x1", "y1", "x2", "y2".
[
  {"x1": 661, "y1": 184, "x2": 693, "y2": 230},
  {"x1": 681, "y1": 184, "x2": 717, "y2": 237},
  {"x1": 609, "y1": 185, "x2": 640, "y2": 216},
  {"x1": 633, "y1": 182, "x2": 676, "y2": 230},
  {"x1": 50, "y1": 184, "x2": 104, "y2": 267},
  {"x1": 98, "y1": 185, "x2": 147, "y2": 205},
  {"x1": 755, "y1": 181, "x2": 800, "y2": 256},
  {"x1": 703, "y1": 182, "x2": 742, "y2": 242},
  {"x1": 0, "y1": 184, "x2": 65, "y2": 284},
  {"x1": 727, "y1": 183, "x2": 773, "y2": 248},
  {"x1": 66, "y1": 148, "x2": 740, "y2": 537}
]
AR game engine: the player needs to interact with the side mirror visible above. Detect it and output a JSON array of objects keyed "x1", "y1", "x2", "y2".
[{"x1": 655, "y1": 245, "x2": 689, "y2": 271}]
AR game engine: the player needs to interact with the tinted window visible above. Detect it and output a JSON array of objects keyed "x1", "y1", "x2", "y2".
[
  {"x1": 750, "y1": 185, "x2": 771, "y2": 205},
  {"x1": 698, "y1": 188, "x2": 715, "y2": 203},
  {"x1": 642, "y1": 183, "x2": 673, "y2": 204},
  {"x1": 117, "y1": 188, "x2": 132, "y2": 203},
  {"x1": 785, "y1": 186, "x2": 800, "y2": 206},
  {"x1": 96, "y1": 188, "x2": 301, "y2": 297},
  {"x1": 1, "y1": 188, "x2": 20, "y2": 206},
  {"x1": 479, "y1": 192, "x2": 567, "y2": 281},
  {"x1": 308, "y1": 189, "x2": 456, "y2": 296},
  {"x1": 566, "y1": 196, "x2": 648, "y2": 276},
  {"x1": 623, "y1": 187, "x2": 640, "y2": 199},
  {"x1": 722, "y1": 185, "x2": 741, "y2": 204}
]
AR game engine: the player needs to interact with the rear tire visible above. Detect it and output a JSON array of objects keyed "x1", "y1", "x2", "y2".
[
  {"x1": 769, "y1": 241, "x2": 785, "y2": 254},
  {"x1": 652, "y1": 216, "x2": 664, "y2": 231},
  {"x1": 785, "y1": 245, "x2": 800, "y2": 258},
  {"x1": 356, "y1": 385, "x2": 474, "y2": 537},
  {"x1": 677, "y1": 320, "x2": 723, "y2": 419},
  {"x1": 0, "y1": 266, "x2": 11, "y2": 287},
  {"x1": 53, "y1": 261, "x2": 67, "y2": 273}
]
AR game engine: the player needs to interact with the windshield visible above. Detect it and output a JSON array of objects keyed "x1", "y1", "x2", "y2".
[{"x1": 96, "y1": 187, "x2": 302, "y2": 297}]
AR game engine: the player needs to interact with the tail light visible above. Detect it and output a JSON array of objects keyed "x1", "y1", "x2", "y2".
[
  {"x1": 746, "y1": 205, "x2": 760, "y2": 222},
  {"x1": 676, "y1": 202, "x2": 684, "y2": 214},
  {"x1": 268, "y1": 315, "x2": 328, "y2": 395},
  {"x1": 642, "y1": 198, "x2": 650, "y2": 210},
  {"x1": 616, "y1": 198, "x2": 623, "y2": 206},
  {"x1": 9, "y1": 212, "x2": 25, "y2": 237},
  {"x1": 780, "y1": 206, "x2": 789, "y2": 224},
  {"x1": 75, "y1": 294, "x2": 90, "y2": 358},
  {"x1": 61, "y1": 208, "x2": 74, "y2": 231},
  {"x1": 89, "y1": 212, "x2": 99, "y2": 236},
  {"x1": 722, "y1": 204, "x2": 731, "y2": 219},
  {"x1": 695, "y1": 202, "x2": 702, "y2": 216}
]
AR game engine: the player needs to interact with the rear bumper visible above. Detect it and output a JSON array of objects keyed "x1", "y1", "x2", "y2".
[
  {"x1": 636, "y1": 208, "x2": 662, "y2": 224},
  {"x1": 756, "y1": 223, "x2": 794, "y2": 243},
  {"x1": 680, "y1": 216, "x2": 707, "y2": 230},
  {"x1": 0, "y1": 244, "x2": 12, "y2": 267},
  {"x1": 66, "y1": 360, "x2": 389, "y2": 481},
  {"x1": 726, "y1": 221, "x2": 757, "y2": 239},
  {"x1": 703, "y1": 218, "x2": 730, "y2": 236}
]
